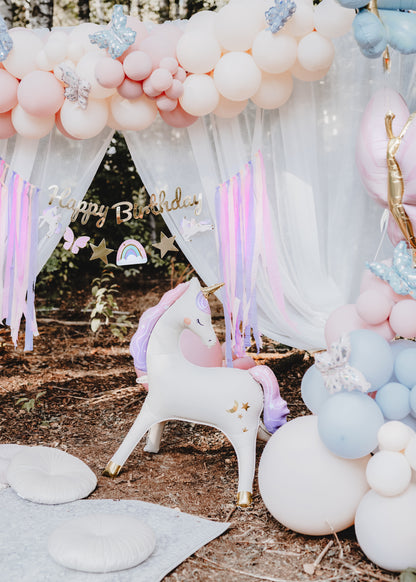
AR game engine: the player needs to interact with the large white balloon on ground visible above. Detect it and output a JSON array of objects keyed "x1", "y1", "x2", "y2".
[{"x1": 258, "y1": 415, "x2": 370, "y2": 535}]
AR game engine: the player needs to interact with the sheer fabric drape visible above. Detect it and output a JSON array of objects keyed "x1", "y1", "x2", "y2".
[{"x1": 125, "y1": 33, "x2": 416, "y2": 351}]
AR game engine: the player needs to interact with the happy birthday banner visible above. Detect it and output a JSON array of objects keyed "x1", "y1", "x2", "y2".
[{"x1": 0, "y1": 157, "x2": 39, "y2": 350}]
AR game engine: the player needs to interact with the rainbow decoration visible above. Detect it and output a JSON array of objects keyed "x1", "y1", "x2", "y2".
[{"x1": 116, "y1": 239, "x2": 147, "y2": 266}]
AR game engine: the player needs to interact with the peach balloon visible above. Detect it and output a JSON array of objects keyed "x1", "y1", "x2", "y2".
[
  {"x1": 214, "y1": 52, "x2": 261, "y2": 101},
  {"x1": 149, "y1": 68, "x2": 173, "y2": 93},
  {"x1": 251, "y1": 72, "x2": 293, "y2": 110},
  {"x1": 252, "y1": 30, "x2": 297, "y2": 74},
  {"x1": 11, "y1": 105, "x2": 55, "y2": 139},
  {"x1": 390, "y1": 300, "x2": 416, "y2": 338},
  {"x1": 314, "y1": 0, "x2": 355, "y2": 39},
  {"x1": 35, "y1": 49, "x2": 53, "y2": 72},
  {"x1": 3, "y1": 29, "x2": 43, "y2": 79},
  {"x1": 0, "y1": 70, "x2": 19, "y2": 113},
  {"x1": 174, "y1": 67, "x2": 187, "y2": 83},
  {"x1": 215, "y1": 1, "x2": 264, "y2": 51},
  {"x1": 0, "y1": 111, "x2": 16, "y2": 139},
  {"x1": 177, "y1": 31, "x2": 221, "y2": 74},
  {"x1": 60, "y1": 98, "x2": 109, "y2": 139},
  {"x1": 290, "y1": 60, "x2": 330, "y2": 82},
  {"x1": 284, "y1": 2, "x2": 315, "y2": 37},
  {"x1": 55, "y1": 111, "x2": 80, "y2": 140},
  {"x1": 165, "y1": 79, "x2": 184, "y2": 100},
  {"x1": 117, "y1": 78, "x2": 143, "y2": 100},
  {"x1": 76, "y1": 53, "x2": 116, "y2": 100},
  {"x1": 110, "y1": 94, "x2": 157, "y2": 131},
  {"x1": 187, "y1": 10, "x2": 217, "y2": 35},
  {"x1": 159, "y1": 104, "x2": 197, "y2": 128},
  {"x1": 156, "y1": 95, "x2": 177, "y2": 112},
  {"x1": 356, "y1": 289, "x2": 393, "y2": 325},
  {"x1": 142, "y1": 78, "x2": 162, "y2": 98},
  {"x1": 44, "y1": 32, "x2": 68, "y2": 65},
  {"x1": 123, "y1": 51, "x2": 153, "y2": 81},
  {"x1": 95, "y1": 57, "x2": 125, "y2": 88},
  {"x1": 17, "y1": 71, "x2": 64, "y2": 117},
  {"x1": 139, "y1": 33, "x2": 176, "y2": 69},
  {"x1": 214, "y1": 95, "x2": 248, "y2": 119},
  {"x1": 159, "y1": 57, "x2": 178, "y2": 75},
  {"x1": 297, "y1": 32, "x2": 335, "y2": 72},
  {"x1": 180, "y1": 74, "x2": 219, "y2": 117},
  {"x1": 232, "y1": 356, "x2": 257, "y2": 370}
]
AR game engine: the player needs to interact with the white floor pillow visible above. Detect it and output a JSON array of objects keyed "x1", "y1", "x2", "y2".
[
  {"x1": 48, "y1": 513, "x2": 156, "y2": 572},
  {"x1": 0, "y1": 444, "x2": 29, "y2": 484},
  {"x1": 6, "y1": 446, "x2": 97, "y2": 504}
]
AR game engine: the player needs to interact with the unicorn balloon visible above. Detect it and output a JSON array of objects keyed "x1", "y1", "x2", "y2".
[{"x1": 104, "y1": 277, "x2": 289, "y2": 507}]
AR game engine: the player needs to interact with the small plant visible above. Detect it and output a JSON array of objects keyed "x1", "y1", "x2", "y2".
[
  {"x1": 16, "y1": 390, "x2": 46, "y2": 414},
  {"x1": 86, "y1": 265, "x2": 133, "y2": 339}
]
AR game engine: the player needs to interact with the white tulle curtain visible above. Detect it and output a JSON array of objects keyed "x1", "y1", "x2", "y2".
[
  {"x1": 0, "y1": 126, "x2": 114, "y2": 275},
  {"x1": 125, "y1": 33, "x2": 416, "y2": 351}
]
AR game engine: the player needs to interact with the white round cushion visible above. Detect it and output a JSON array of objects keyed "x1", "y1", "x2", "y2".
[
  {"x1": 0, "y1": 444, "x2": 29, "y2": 484},
  {"x1": 6, "y1": 446, "x2": 97, "y2": 504},
  {"x1": 48, "y1": 513, "x2": 156, "y2": 572}
]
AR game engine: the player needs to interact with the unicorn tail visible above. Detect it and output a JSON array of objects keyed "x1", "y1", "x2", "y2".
[{"x1": 248, "y1": 365, "x2": 289, "y2": 433}]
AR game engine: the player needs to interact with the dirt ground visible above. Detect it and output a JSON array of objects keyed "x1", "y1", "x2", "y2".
[{"x1": 0, "y1": 277, "x2": 400, "y2": 582}]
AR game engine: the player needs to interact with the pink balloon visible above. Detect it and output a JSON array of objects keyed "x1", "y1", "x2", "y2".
[
  {"x1": 165, "y1": 79, "x2": 184, "y2": 99},
  {"x1": 0, "y1": 111, "x2": 16, "y2": 139},
  {"x1": 365, "y1": 319, "x2": 396, "y2": 342},
  {"x1": 159, "y1": 56, "x2": 178, "y2": 75},
  {"x1": 158, "y1": 21, "x2": 183, "y2": 45},
  {"x1": 360, "y1": 266, "x2": 406, "y2": 303},
  {"x1": 324, "y1": 303, "x2": 368, "y2": 347},
  {"x1": 149, "y1": 67, "x2": 173, "y2": 92},
  {"x1": 174, "y1": 67, "x2": 187, "y2": 83},
  {"x1": 389, "y1": 299, "x2": 416, "y2": 338},
  {"x1": 180, "y1": 328, "x2": 223, "y2": 367},
  {"x1": 0, "y1": 70, "x2": 19, "y2": 113},
  {"x1": 95, "y1": 57, "x2": 125, "y2": 88},
  {"x1": 139, "y1": 33, "x2": 177, "y2": 68},
  {"x1": 55, "y1": 111, "x2": 80, "y2": 140},
  {"x1": 156, "y1": 95, "x2": 177, "y2": 112},
  {"x1": 355, "y1": 289, "x2": 393, "y2": 325},
  {"x1": 142, "y1": 77, "x2": 162, "y2": 98},
  {"x1": 17, "y1": 71, "x2": 64, "y2": 117},
  {"x1": 159, "y1": 103, "x2": 198, "y2": 128},
  {"x1": 117, "y1": 78, "x2": 143, "y2": 100},
  {"x1": 123, "y1": 50, "x2": 153, "y2": 81},
  {"x1": 120, "y1": 17, "x2": 149, "y2": 59}
]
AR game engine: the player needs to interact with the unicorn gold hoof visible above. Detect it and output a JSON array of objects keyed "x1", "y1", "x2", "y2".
[
  {"x1": 236, "y1": 491, "x2": 252, "y2": 508},
  {"x1": 103, "y1": 461, "x2": 122, "y2": 477}
]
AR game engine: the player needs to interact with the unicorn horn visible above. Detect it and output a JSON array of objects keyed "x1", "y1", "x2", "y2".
[{"x1": 201, "y1": 282, "x2": 224, "y2": 297}]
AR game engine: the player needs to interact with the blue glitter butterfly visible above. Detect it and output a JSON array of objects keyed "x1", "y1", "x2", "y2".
[
  {"x1": 265, "y1": 0, "x2": 297, "y2": 34},
  {"x1": 0, "y1": 16, "x2": 13, "y2": 62},
  {"x1": 89, "y1": 5, "x2": 136, "y2": 59},
  {"x1": 366, "y1": 241, "x2": 416, "y2": 299}
]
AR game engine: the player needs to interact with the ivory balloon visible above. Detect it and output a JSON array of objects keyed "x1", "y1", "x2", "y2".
[
  {"x1": 35, "y1": 49, "x2": 53, "y2": 72},
  {"x1": 110, "y1": 94, "x2": 157, "y2": 131},
  {"x1": 378, "y1": 420, "x2": 414, "y2": 452},
  {"x1": 214, "y1": 52, "x2": 261, "y2": 101},
  {"x1": 355, "y1": 485, "x2": 416, "y2": 571},
  {"x1": 11, "y1": 105, "x2": 55, "y2": 139},
  {"x1": 60, "y1": 99, "x2": 109, "y2": 139},
  {"x1": 297, "y1": 32, "x2": 335, "y2": 72},
  {"x1": 251, "y1": 72, "x2": 293, "y2": 110},
  {"x1": 3, "y1": 29, "x2": 43, "y2": 79},
  {"x1": 213, "y1": 95, "x2": 248, "y2": 119},
  {"x1": 314, "y1": 0, "x2": 355, "y2": 39},
  {"x1": 252, "y1": 30, "x2": 297, "y2": 74},
  {"x1": 76, "y1": 53, "x2": 116, "y2": 99},
  {"x1": 258, "y1": 415, "x2": 370, "y2": 535},
  {"x1": 284, "y1": 2, "x2": 315, "y2": 37},
  {"x1": 44, "y1": 32, "x2": 68, "y2": 65},
  {"x1": 177, "y1": 31, "x2": 221, "y2": 74},
  {"x1": 291, "y1": 60, "x2": 330, "y2": 82},
  {"x1": 180, "y1": 74, "x2": 219, "y2": 117},
  {"x1": 187, "y1": 10, "x2": 217, "y2": 34},
  {"x1": 366, "y1": 450, "x2": 412, "y2": 497},
  {"x1": 215, "y1": 1, "x2": 264, "y2": 51}
]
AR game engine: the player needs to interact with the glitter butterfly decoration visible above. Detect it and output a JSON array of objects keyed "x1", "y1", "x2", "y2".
[
  {"x1": 59, "y1": 64, "x2": 91, "y2": 110},
  {"x1": 63, "y1": 226, "x2": 90, "y2": 255},
  {"x1": 265, "y1": 0, "x2": 297, "y2": 34},
  {"x1": 0, "y1": 16, "x2": 13, "y2": 61},
  {"x1": 89, "y1": 4, "x2": 136, "y2": 59},
  {"x1": 314, "y1": 335, "x2": 371, "y2": 394},
  {"x1": 367, "y1": 241, "x2": 416, "y2": 299}
]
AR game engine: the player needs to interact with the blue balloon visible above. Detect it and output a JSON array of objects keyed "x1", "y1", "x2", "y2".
[
  {"x1": 349, "y1": 329, "x2": 394, "y2": 390},
  {"x1": 375, "y1": 382, "x2": 411, "y2": 420},
  {"x1": 409, "y1": 385, "x2": 416, "y2": 416},
  {"x1": 389, "y1": 339, "x2": 416, "y2": 381},
  {"x1": 353, "y1": 11, "x2": 387, "y2": 58},
  {"x1": 395, "y1": 348, "x2": 416, "y2": 388},
  {"x1": 317, "y1": 392, "x2": 384, "y2": 459},
  {"x1": 301, "y1": 364, "x2": 330, "y2": 414}
]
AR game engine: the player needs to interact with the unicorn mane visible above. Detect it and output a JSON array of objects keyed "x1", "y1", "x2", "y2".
[{"x1": 130, "y1": 281, "x2": 190, "y2": 372}]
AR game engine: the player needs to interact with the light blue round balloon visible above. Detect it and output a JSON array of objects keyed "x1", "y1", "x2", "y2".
[
  {"x1": 375, "y1": 382, "x2": 411, "y2": 420},
  {"x1": 390, "y1": 339, "x2": 416, "y2": 382},
  {"x1": 301, "y1": 364, "x2": 330, "y2": 414},
  {"x1": 409, "y1": 385, "x2": 416, "y2": 416},
  {"x1": 317, "y1": 391, "x2": 384, "y2": 459},
  {"x1": 349, "y1": 329, "x2": 394, "y2": 390},
  {"x1": 395, "y1": 348, "x2": 416, "y2": 388}
]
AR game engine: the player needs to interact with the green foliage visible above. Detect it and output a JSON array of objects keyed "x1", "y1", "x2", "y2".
[
  {"x1": 15, "y1": 390, "x2": 46, "y2": 414},
  {"x1": 36, "y1": 244, "x2": 80, "y2": 299}
]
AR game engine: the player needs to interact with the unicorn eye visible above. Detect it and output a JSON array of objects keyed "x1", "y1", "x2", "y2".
[{"x1": 197, "y1": 318, "x2": 204, "y2": 326}]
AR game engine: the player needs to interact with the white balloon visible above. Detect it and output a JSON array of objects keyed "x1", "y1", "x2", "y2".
[
  {"x1": 251, "y1": 72, "x2": 293, "y2": 110},
  {"x1": 258, "y1": 416, "x2": 370, "y2": 535},
  {"x1": 297, "y1": 32, "x2": 335, "y2": 72},
  {"x1": 44, "y1": 35, "x2": 68, "y2": 65},
  {"x1": 60, "y1": 98, "x2": 109, "y2": 139},
  {"x1": 3, "y1": 29, "x2": 43, "y2": 79},
  {"x1": 366, "y1": 451, "x2": 411, "y2": 497},
  {"x1": 291, "y1": 59, "x2": 330, "y2": 82},
  {"x1": 186, "y1": 10, "x2": 217, "y2": 35},
  {"x1": 36, "y1": 49, "x2": 53, "y2": 72},
  {"x1": 11, "y1": 105, "x2": 55, "y2": 139},
  {"x1": 67, "y1": 41, "x2": 85, "y2": 64},
  {"x1": 180, "y1": 74, "x2": 219, "y2": 117},
  {"x1": 177, "y1": 32, "x2": 221, "y2": 74},
  {"x1": 355, "y1": 485, "x2": 416, "y2": 571},
  {"x1": 284, "y1": 2, "x2": 315, "y2": 37},
  {"x1": 110, "y1": 94, "x2": 157, "y2": 131},
  {"x1": 214, "y1": 52, "x2": 261, "y2": 101},
  {"x1": 213, "y1": 95, "x2": 248, "y2": 119},
  {"x1": 314, "y1": 0, "x2": 355, "y2": 39},
  {"x1": 378, "y1": 420, "x2": 414, "y2": 452},
  {"x1": 76, "y1": 53, "x2": 116, "y2": 100},
  {"x1": 252, "y1": 30, "x2": 297, "y2": 74},
  {"x1": 405, "y1": 434, "x2": 416, "y2": 470},
  {"x1": 215, "y1": 1, "x2": 264, "y2": 51},
  {"x1": 69, "y1": 23, "x2": 102, "y2": 54}
]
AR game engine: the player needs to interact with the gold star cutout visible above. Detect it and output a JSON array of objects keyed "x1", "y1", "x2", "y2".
[
  {"x1": 89, "y1": 239, "x2": 114, "y2": 264},
  {"x1": 152, "y1": 232, "x2": 178, "y2": 258},
  {"x1": 238, "y1": 414, "x2": 243, "y2": 419},
  {"x1": 242, "y1": 427, "x2": 248, "y2": 433},
  {"x1": 241, "y1": 402, "x2": 250, "y2": 411}
]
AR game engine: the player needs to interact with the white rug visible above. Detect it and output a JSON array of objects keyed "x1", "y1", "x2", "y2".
[{"x1": 0, "y1": 488, "x2": 229, "y2": 582}]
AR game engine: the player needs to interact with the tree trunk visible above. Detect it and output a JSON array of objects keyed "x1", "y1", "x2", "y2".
[
  {"x1": 78, "y1": 0, "x2": 90, "y2": 23},
  {"x1": 29, "y1": 0, "x2": 54, "y2": 29}
]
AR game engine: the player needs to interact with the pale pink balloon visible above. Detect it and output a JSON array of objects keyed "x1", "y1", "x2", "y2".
[
  {"x1": 389, "y1": 300, "x2": 416, "y2": 338},
  {"x1": 158, "y1": 21, "x2": 183, "y2": 45},
  {"x1": 360, "y1": 265, "x2": 408, "y2": 303},
  {"x1": 95, "y1": 57, "x2": 125, "y2": 88},
  {"x1": 139, "y1": 33, "x2": 177, "y2": 69},
  {"x1": 123, "y1": 50, "x2": 153, "y2": 81},
  {"x1": 55, "y1": 111, "x2": 80, "y2": 140},
  {"x1": 174, "y1": 67, "x2": 187, "y2": 83},
  {"x1": 156, "y1": 95, "x2": 177, "y2": 112},
  {"x1": 324, "y1": 303, "x2": 368, "y2": 347},
  {"x1": 119, "y1": 17, "x2": 149, "y2": 59},
  {"x1": 12, "y1": 105, "x2": 55, "y2": 139},
  {"x1": 159, "y1": 103, "x2": 198, "y2": 128},
  {"x1": 165, "y1": 79, "x2": 184, "y2": 100},
  {"x1": 355, "y1": 289, "x2": 393, "y2": 325},
  {"x1": 180, "y1": 328, "x2": 223, "y2": 367},
  {"x1": 0, "y1": 70, "x2": 19, "y2": 113},
  {"x1": 366, "y1": 319, "x2": 396, "y2": 342},
  {"x1": 159, "y1": 56, "x2": 178, "y2": 75},
  {"x1": 0, "y1": 111, "x2": 16, "y2": 139},
  {"x1": 3, "y1": 28, "x2": 43, "y2": 79},
  {"x1": 117, "y1": 78, "x2": 143, "y2": 100},
  {"x1": 17, "y1": 71, "x2": 64, "y2": 117},
  {"x1": 142, "y1": 77, "x2": 162, "y2": 98},
  {"x1": 149, "y1": 68, "x2": 173, "y2": 92}
]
